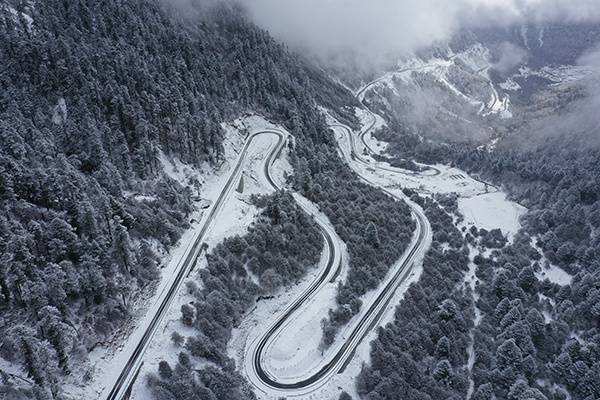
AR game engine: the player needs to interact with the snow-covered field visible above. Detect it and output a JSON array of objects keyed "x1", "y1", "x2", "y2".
[
  {"x1": 458, "y1": 192, "x2": 526, "y2": 239},
  {"x1": 530, "y1": 240, "x2": 573, "y2": 287},
  {"x1": 537, "y1": 263, "x2": 573, "y2": 286}
]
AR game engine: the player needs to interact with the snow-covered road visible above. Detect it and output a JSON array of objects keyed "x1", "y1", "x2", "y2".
[
  {"x1": 107, "y1": 61, "x2": 513, "y2": 399},
  {"x1": 243, "y1": 55, "x2": 527, "y2": 397},
  {"x1": 242, "y1": 77, "x2": 435, "y2": 397}
]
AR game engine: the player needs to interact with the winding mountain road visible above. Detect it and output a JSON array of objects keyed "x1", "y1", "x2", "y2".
[
  {"x1": 103, "y1": 130, "x2": 319, "y2": 400},
  {"x1": 107, "y1": 77, "x2": 436, "y2": 399},
  {"x1": 354, "y1": 75, "x2": 442, "y2": 177},
  {"x1": 246, "y1": 178, "x2": 429, "y2": 395},
  {"x1": 245, "y1": 82, "x2": 434, "y2": 396}
]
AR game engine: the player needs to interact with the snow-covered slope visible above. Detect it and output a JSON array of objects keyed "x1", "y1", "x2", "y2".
[{"x1": 359, "y1": 44, "x2": 513, "y2": 144}]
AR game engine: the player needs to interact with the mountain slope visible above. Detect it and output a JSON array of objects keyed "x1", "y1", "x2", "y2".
[{"x1": 0, "y1": 1, "x2": 357, "y2": 397}]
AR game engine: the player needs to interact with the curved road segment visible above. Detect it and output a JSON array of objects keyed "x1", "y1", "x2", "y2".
[
  {"x1": 246, "y1": 82, "x2": 434, "y2": 396},
  {"x1": 107, "y1": 77, "x2": 435, "y2": 399},
  {"x1": 355, "y1": 76, "x2": 441, "y2": 177},
  {"x1": 104, "y1": 129, "x2": 333, "y2": 400}
]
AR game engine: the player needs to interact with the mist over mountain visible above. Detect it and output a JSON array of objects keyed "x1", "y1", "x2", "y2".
[
  {"x1": 514, "y1": 45, "x2": 600, "y2": 148},
  {"x1": 236, "y1": 0, "x2": 600, "y2": 71}
]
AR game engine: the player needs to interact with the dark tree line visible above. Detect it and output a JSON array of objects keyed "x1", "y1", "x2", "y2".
[
  {"x1": 290, "y1": 141, "x2": 415, "y2": 348},
  {"x1": 147, "y1": 191, "x2": 323, "y2": 400},
  {"x1": 357, "y1": 194, "x2": 474, "y2": 400}
]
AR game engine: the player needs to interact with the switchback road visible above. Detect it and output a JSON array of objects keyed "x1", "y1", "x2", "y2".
[
  {"x1": 104, "y1": 130, "x2": 317, "y2": 400},
  {"x1": 245, "y1": 80, "x2": 434, "y2": 396}
]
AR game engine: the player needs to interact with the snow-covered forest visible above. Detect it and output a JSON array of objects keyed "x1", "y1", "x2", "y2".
[{"x1": 1, "y1": 1, "x2": 600, "y2": 400}]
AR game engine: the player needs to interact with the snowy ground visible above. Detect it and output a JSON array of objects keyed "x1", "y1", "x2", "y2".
[
  {"x1": 537, "y1": 263, "x2": 572, "y2": 286},
  {"x1": 530, "y1": 240, "x2": 573, "y2": 287},
  {"x1": 458, "y1": 192, "x2": 526, "y2": 239},
  {"x1": 3, "y1": 3, "x2": 34, "y2": 31}
]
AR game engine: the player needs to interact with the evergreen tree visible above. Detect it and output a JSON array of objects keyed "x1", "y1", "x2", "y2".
[
  {"x1": 365, "y1": 221, "x2": 381, "y2": 249},
  {"x1": 112, "y1": 217, "x2": 135, "y2": 275}
]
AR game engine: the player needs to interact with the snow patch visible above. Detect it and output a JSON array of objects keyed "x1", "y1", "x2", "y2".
[
  {"x1": 483, "y1": 83, "x2": 512, "y2": 119},
  {"x1": 3, "y1": 4, "x2": 34, "y2": 31},
  {"x1": 123, "y1": 191, "x2": 158, "y2": 203},
  {"x1": 454, "y1": 43, "x2": 492, "y2": 74},
  {"x1": 52, "y1": 98, "x2": 67, "y2": 124},
  {"x1": 500, "y1": 78, "x2": 522, "y2": 91},
  {"x1": 458, "y1": 192, "x2": 526, "y2": 239},
  {"x1": 536, "y1": 263, "x2": 573, "y2": 286},
  {"x1": 538, "y1": 293, "x2": 556, "y2": 308}
]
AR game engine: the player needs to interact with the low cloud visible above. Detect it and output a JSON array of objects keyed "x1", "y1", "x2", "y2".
[
  {"x1": 519, "y1": 45, "x2": 600, "y2": 149},
  {"x1": 235, "y1": 0, "x2": 600, "y2": 68},
  {"x1": 578, "y1": 45, "x2": 600, "y2": 69},
  {"x1": 492, "y1": 42, "x2": 529, "y2": 75},
  {"x1": 522, "y1": 0, "x2": 600, "y2": 24},
  {"x1": 241, "y1": 0, "x2": 460, "y2": 66}
]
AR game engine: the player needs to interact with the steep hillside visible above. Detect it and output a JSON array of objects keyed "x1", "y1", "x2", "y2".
[
  {"x1": 358, "y1": 23, "x2": 600, "y2": 147},
  {"x1": 0, "y1": 0, "x2": 357, "y2": 398}
]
